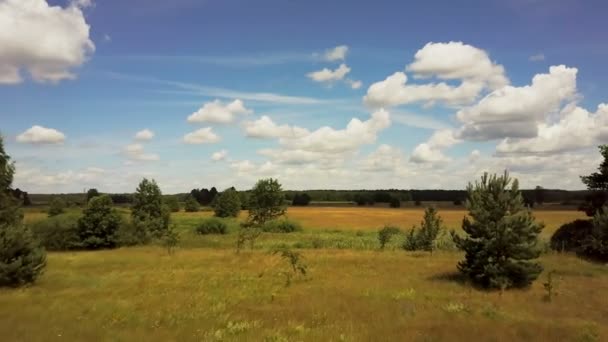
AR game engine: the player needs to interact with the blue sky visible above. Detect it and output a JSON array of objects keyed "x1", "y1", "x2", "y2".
[{"x1": 1, "y1": 0, "x2": 607, "y2": 193}]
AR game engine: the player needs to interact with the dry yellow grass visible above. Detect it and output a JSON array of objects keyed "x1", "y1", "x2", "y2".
[{"x1": 0, "y1": 248, "x2": 606, "y2": 341}]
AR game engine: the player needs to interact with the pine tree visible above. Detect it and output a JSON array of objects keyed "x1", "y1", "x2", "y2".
[
  {"x1": 0, "y1": 135, "x2": 46, "y2": 287},
  {"x1": 580, "y1": 145, "x2": 608, "y2": 216},
  {"x1": 452, "y1": 172, "x2": 544, "y2": 289}
]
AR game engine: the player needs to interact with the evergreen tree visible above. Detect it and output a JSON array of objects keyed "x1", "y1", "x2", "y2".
[
  {"x1": 580, "y1": 145, "x2": 608, "y2": 216},
  {"x1": 213, "y1": 188, "x2": 241, "y2": 218},
  {"x1": 0, "y1": 136, "x2": 46, "y2": 286},
  {"x1": 184, "y1": 194, "x2": 200, "y2": 212},
  {"x1": 403, "y1": 206, "x2": 443, "y2": 253},
  {"x1": 131, "y1": 178, "x2": 170, "y2": 238},
  {"x1": 77, "y1": 195, "x2": 122, "y2": 249},
  {"x1": 578, "y1": 206, "x2": 608, "y2": 262},
  {"x1": 47, "y1": 197, "x2": 66, "y2": 217},
  {"x1": 452, "y1": 172, "x2": 544, "y2": 289}
]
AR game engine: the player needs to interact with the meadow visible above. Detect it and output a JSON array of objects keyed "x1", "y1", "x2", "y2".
[{"x1": 2, "y1": 206, "x2": 606, "y2": 341}]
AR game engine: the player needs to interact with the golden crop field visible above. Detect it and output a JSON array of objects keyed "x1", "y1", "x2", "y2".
[{"x1": 2, "y1": 206, "x2": 604, "y2": 341}]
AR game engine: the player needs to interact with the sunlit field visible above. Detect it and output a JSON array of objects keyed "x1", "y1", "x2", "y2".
[{"x1": 2, "y1": 206, "x2": 603, "y2": 341}]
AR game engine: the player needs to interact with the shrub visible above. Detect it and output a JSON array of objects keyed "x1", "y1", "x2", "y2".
[
  {"x1": 578, "y1": 206, "x2": 608, "y2": 262},
  {"x1": 114, "y1": 221, "x2": 149, "y2": 246},
  {"x1": 131, "y1": 178, "x2": 170, "y2": 238},
  {"x1": 184, "y1": 195, "x2": 200, "y2": 212},
  {"x1": 162, "y1": 225, "x2": 180, "y2": 255},
  {"x1": 214, "y1": 188, "x2": 241, "y2": 218},
  {"x1": 550, "y1": 219, "x2": 593, "y2": 252},
  {"x1": 77, "y1": 195, "x2": 122, "y2": 249},
  {"x1": 31, "y1": 214, "x2": 81, "y2": 251},
  {"x1": 195, "y1": 218, "x2": 228, "y2": 235},
  {"x1": 262, "y1": 219, "x2": 302, "y2": 233},
  {"x1": 403, "y1": 207, "x2": 444, "y2": 253},
  {"x1": 165, "y1": 197, "x2": 181, "y2": 212},
  {"x1": 389, "y1": 197, "x2": 401, "y2": 208},
  {"x1": 47, "y1": 197, "x2": 66, "y2": 217},
  {"x1": 452, "y1": 172, "x2": 544, "y2": 289},
  {"x1": 1, "y1": 136, "x2": 46, "y2": 287},
  {"x1": 378, "y1": 225, "x2": 401, "y2": 249}
]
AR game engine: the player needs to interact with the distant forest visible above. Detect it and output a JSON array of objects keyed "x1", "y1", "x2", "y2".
[{"x1": 24, "y1": 187, "x2": 591, "y2": 208}]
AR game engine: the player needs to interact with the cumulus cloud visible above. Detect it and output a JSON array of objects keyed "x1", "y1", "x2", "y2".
[
  {"x1": 187, "y1": 99, "x2": 252, "y2": 124},
  {"x1": 124, "y1": 143, "x2": 159, "y2": 162},
  {"x1": 496, "y1": 103, "x2": 608, "y2": 154},
  {"x1": 0, "y1": 0, "x2": 95, "y2": 84},
  {"x1": 211, "y1": 149, "x2": 228, "y2": 161},
  {"x1": 244, "y1": 116, "x2": 309, "y2": 139},
  {"x1": 457, "y1": 65, "x2": 578, "y2": 140},
  {"x1": 16, "y1": 125, "x2": 66, "y2": 144},
  {"x1": 307, "y1": 63, "x2": 351, "y2": 83},
  {"x1": 410, "y1": 129, "x2": 459, "y2": 164},
  {"x1": 324, "y1": 45, "x2": 348, "y2": 61},
  {"x1": 134, "y1": 129, "x2": 154, "y2": 141},
  {"x1": 360, "y1": 144, "x2": 406, "y2": 172},
  {"x1": 280, "y1": 109, "x2": 391, "y2": 154},
  {"x1": 365, "y1": 41, "x2": 508, "y2": 108},
  {"x1": 183, "y1": 127, "x2": 220, "y2": 144}
]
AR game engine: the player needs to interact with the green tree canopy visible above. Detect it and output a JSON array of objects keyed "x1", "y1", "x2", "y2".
[
  {"x1": 77, "y1": 195, "x2": 122, "y2": 249},
  {"x1": 131, "y1": 178, "x2": 170, "y2": 237},
  {"x1": 452, "y1": 172, "x2": 544, "y2": 289},
  {"x1": 0, "y1": 135, "x2": 46, "y2": 286},
  {"x1": 247, "y1": 178, "x2": 286, "y2": 226},
  {"x1": 213, "y1": 188, "x2": 241, "y2": 218}
]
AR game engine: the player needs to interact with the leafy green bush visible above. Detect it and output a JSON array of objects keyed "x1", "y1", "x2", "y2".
[
  {"x1": 261, "y1": 219, "x2": 302, "y2": 233},
  {"x1": 114, "y1": 221, "x2": 149, "y2": 246},
  {"x1": 377, "y1": 225, "x2": 401, "y2": 249},
  {"x1": 184, "y1": 195, "x2": 200, "y2": 212},
  {"x1": 77, "y1": 195, "x2": 122, "y2": 249},
  {"x1": 165, "y1": 197, "x2": 181, "y2": 212},
  {"x1": 31, "y1": 214, "x2": 81, "y2": 251},
  {"x1": 47, "y1": 197, "x2": 66, "y2": 217},
  {"x1": 403, "y1": 207, "x2": 444, "y2": 253},
  {"x1": 578, "y1": 207, "x2": 608, "y2": 262},
  {"x1": 214, "y1": 188, "x2": 241, "y2": 218},
  {"x1": 195, "y1": 218, "x2": 228, "y2": 235},
  {"x1": 550, "y1": 219, "x2": 593, "y2": 252}
]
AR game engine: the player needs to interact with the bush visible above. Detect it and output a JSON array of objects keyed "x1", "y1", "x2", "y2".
[
  {"x1": 195, "y1": 218, "x2": 228, "y2": 235},
  {"x1": 184, "y1": 195, "x2": 200, "y2": 212},
  {"x1": 165, "y1": 197, "x2": 180, "y2": 212},
  {"x1": 378, "y1": 225, "x2": 401, "y2": 249},
  {"x1": 389, "y1": 197, "x2": 401, "y2": 208},
  {"x1": 77, "y1": 195, "x2": 122, "y2": 249},
  {"x1": 31, "y1": 214, "x2": 81, "y2": 251},
  {"x1": 550, "y1": 219, "x2": 593, "y2": 252},
  {"x1": 578, "y1": 207, "x2": 608, "y2": 262},
  {"x1": 214, "y1": 188, "x2": 241, "y2": 218},
  {"x1": 114, "y1": 221, "x2": 149, "y2": 246},
  {"x1": 262, "y1": 219, "x2": 302, "y2": 233},
  {"x1": 403, "y1": 207, "x2": 444, "y2": 253},
  {"x1": 47, "y1": 197, "x2": 66, "y2": 217}
]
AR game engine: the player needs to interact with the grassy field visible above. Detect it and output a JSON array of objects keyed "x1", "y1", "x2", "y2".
[{"x1": 2, "y1": 206, "x2": 605, "y2": 341}]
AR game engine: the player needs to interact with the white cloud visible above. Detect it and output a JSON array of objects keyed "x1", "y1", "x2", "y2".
[
  {"x1": 244, "y1": 116, "x2": 309, "y2": 139},
  {"x1": 529, "y1": 53, "x2": 545, "y2": 62},
  {"x1": 496, "y1": 103, "x2": 608, "y2": 154},
  {"x1": 469, "y1": 149, "x2": 481, "y2": 162},
  {"x1": 392, "y1": 111, "x2": 450, "y2": 130},
  {"x1": 364, "y1": 41, "x2": 508, "y2": 108},
  {"x1": 360, "y1": 144, "x2": 406, "y2": 172},
  {"x1": 187, "y1": 99, "x2": 252, "y2": 124},
  {"x1": 183, "y1": 127, "x2": 220, "y2": 144},
  {"x1": 211, "y1": 149, "x2": 228, "y2": 161},
  {"x1": 347, "y1": 79, "x2": 362, "y2": 89},
  {"x1": 103, "y1": 33, "x2": 111, "y2": 42},
  {"x1": 307, "y1": 63, "x2": 351, "y2": 83},
  {"x1": 16, "y1": 125, "x2": 66, "y2": 144},
  {"x1": 124, "y1": 143, "x2": 160, "y2": 162},
  {"x1": 324, "y1": 45, "x2": 348, "y2": 61},
  {"x1": 134, "y1": 129, "x2": 154, "y2": 141},
  {"x1": 457, "y1": 65, "x2": 578, "y2": 140},
  {"x1": 280, "y1": 109, "x2": 391, "y2": 154},
  {"x1": 409, "y1": 129, "x2": 459, "y2": 164},
  {"x1": 0, "y1": 0, "x2": 95, "y2": 84}
]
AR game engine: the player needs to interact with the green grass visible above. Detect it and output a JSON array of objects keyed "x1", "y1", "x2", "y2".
[{"x1": 3, "y1": 206, "x2": 603, "y2": 341}]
